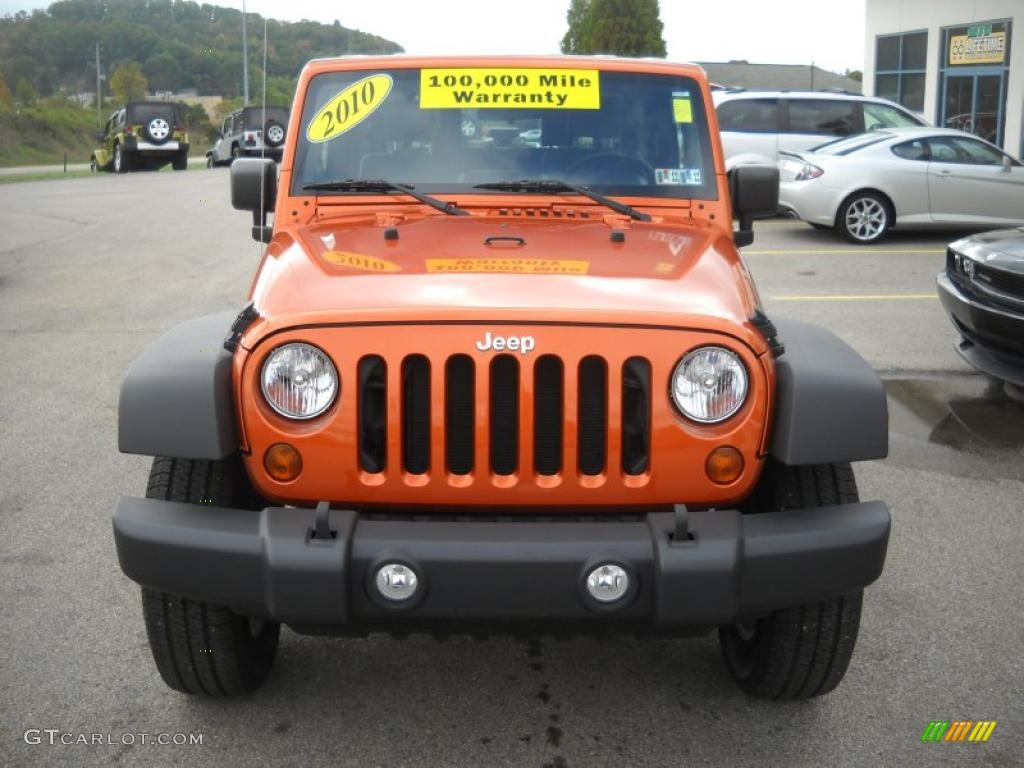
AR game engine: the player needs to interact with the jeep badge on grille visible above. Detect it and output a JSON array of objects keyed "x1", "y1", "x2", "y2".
[{"x1": 475, "y1": 332, "x2": 536, "y2": 353}]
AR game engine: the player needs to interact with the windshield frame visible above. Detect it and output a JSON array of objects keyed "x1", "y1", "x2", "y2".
[{"x1": 290, "y1": 64, "x2": 719, "y2": 204}]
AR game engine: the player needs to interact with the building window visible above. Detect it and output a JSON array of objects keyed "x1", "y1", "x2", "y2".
[
  {"x1": 875, "y1": 31, "x2": 927, "y2": 111},
  {"x1": 938, "y1": 21, "x2": 1011, "y2": 147}
]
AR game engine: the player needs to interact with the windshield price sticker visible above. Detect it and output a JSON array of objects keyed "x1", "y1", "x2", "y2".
[
  {"x1": 420, "y1": 68, "x2": 600, "y2": 109},
  {"x1": 672, "y1": 92, "x2": 693, "y2": 123},
  {"x1": 307, "y1": 74, "x2": 393, "y2": 143}
]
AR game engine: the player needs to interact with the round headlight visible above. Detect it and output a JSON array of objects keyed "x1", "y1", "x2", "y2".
[
  {"x1": 261, "y1": 343, "x2": 338, "y2": 419},
  {"x1": 671, "y1": 346, "x2": 748, "y2": 423}
]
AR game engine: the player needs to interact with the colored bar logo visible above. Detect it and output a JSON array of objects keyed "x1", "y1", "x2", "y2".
[{"x1": 921, "y1": 721, "x2": 997, "y2": 743}]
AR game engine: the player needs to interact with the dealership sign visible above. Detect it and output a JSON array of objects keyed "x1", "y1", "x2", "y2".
[{"x1": 949, "y1": 26, "x2": 1006, "y2": 65}]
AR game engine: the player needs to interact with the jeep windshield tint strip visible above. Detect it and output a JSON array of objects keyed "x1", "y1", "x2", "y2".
[{"x1": 293, "y1": 68, "x2": 716, "y2": 201}]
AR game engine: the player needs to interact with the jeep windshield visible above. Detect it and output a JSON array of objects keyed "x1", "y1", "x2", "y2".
[{"x1": 292, "y1": 67, "x2": 717, "y2": 202}]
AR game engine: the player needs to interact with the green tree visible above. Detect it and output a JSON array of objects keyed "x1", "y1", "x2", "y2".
[
  {"x1": 110, "y1": 61, "x2": 149, "y2": 103},
  {"x1": 0, "y1": 71, "x2": 13, "y2": 109},
  {"x1": 561, "y1": 0, "x2": 667, "y2": 57},
  {"x1": 845, "y1": 69, "x2": 863, "y2": 83},
  {"x1": 176, "y1": 101, "x2": 210, "y2": 130},
  {"x1": 561, "y1": 0, "x2": 593, "y2": 54},
  {"x1": 214, "y1": 96, "x2": 244, "y2": 122},
  {"x1": 14, "y1": 77, "x2": 37, "y2": 105}
]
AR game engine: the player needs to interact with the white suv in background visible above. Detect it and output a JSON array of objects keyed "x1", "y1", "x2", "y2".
[{"x1": 712, "y1": 90, "x2": 927, "y2": 170}]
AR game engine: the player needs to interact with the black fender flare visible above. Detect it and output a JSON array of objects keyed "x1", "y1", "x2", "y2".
[
  {"x1": 118, "y1": 312, "x2": 238, "y2": 460},
  {"x1": 769, "y1": 318, "x2": 888, "y2": 465}
]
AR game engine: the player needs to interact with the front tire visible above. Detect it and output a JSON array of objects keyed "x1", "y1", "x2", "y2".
[
  {"x1": 140, "y1": 456, "x2": 279, "y2": 696},
  {"x1": 836, "y1": 192, "x2": 891, "y2": 244},
  {"x1": 719, "y1": 462, "x2": 865, "y2": 700}
]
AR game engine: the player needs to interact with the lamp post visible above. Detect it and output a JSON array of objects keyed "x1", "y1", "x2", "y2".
[
  {"x1": 242, "y1": 0, "x2": 249, "y2": 104},
  {"x1": 95, "y1": 42, "x2": 101, "y2": 129}
]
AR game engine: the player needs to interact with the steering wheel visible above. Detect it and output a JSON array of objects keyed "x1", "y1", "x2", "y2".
[{"x1": 566, "y1": 153, "x2": 656, "y2": 186}]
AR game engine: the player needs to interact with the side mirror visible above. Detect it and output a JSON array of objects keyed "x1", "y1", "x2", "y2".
[
  {"x1": 730, "y1": 165, "x2": 779, "y2": 247},
  {"x1": 231, "y1": 158, "x2": 277, "y2": 243}
]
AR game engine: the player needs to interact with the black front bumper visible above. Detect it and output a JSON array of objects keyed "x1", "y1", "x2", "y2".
[
  {"x1": 937, "y1": 272, "x2": 1024, "y2": 387},
  {"x1": 113, "y1": 497, "x2": 890, "y2": 630}
]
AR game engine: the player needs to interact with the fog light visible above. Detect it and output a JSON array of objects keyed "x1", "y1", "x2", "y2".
[
  {"x1": 706, "y1": 446, "x2": 744, "y2": 484},
  {"x1": 586, "y1": 564, "x2": 629, "y2": 603},
  {"x1": 264, "y1": 443, "x2": 302, "y2": 481},
  {"x1": 375, "y1": 563, "x2": 419, "y2": 602}
]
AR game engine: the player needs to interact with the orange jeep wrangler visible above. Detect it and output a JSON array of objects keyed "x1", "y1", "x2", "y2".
[{"x1": 114, "y1": 56, "x2": 890, "y2": 699}]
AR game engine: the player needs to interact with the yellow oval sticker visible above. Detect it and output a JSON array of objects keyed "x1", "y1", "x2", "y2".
[
  {"x1": 323, "y1": 250, "x2": 401, "y2": 273},
  {"x1": 306, "y1": 74, "x2": 393, "y2": 143}
]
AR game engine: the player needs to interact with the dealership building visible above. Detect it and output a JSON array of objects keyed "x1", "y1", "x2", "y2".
[{"x1": 863, "y1": 0, "x2": 1023, "y2": 158}]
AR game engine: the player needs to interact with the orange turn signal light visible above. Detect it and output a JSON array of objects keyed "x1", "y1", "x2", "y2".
[
  {"x1": 264, "y1": 443, "x2": 302, "y2": 482},
  {"x1": 706, "y1": 446, "x2": 744, "y2": 485}
]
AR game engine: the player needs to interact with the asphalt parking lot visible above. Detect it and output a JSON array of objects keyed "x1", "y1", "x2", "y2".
[{"x1": 1, "y1": 170, "x2": 1021, "y2": 767}]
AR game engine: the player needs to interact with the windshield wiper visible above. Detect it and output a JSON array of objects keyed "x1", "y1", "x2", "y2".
[
  {"x1": 302, "y1": 179, "x2": 469, "y2": 216},
  {"x1": 472, "y1": 179, "x2": 651, "y2": 222}
]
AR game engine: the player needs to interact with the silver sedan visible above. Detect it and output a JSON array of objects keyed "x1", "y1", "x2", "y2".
[{"x1": 778, "y1": 127, "x2": 1024, "y2": 244}]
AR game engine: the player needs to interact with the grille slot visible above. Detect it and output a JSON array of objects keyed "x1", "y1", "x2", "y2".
[
  {"x1": 621, "y1": 357, "x2": 651, "y2": 475},
  {"x1": 533, "y1": 355, "x2": 563, "y2": 475},
  {"x1": 357, "y1": 355, "x2": 387, "y2": 473},
  {"x1": 445, "y1": 355, "x2": 475, "y2": 475},
  {"x1": 401, "y1": 355, "x2": 431, "y2": 474},
  {"x1": 355, "y1": 349, "x2": 645, "y2": 485},
  {"x1": 489, "y1": 355, "x2": 520, "y2": 475},
  {"x1": 577, "y1": 356, "x2": 607, "y2": 475}
]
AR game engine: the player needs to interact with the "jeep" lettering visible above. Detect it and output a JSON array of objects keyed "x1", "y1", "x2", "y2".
[{"x1": 475, "y1": 332, "x2": 536, "y2": 354}]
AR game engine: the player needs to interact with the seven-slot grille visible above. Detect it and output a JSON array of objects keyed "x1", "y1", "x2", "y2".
[{"x1": 356, "y1": 353, "x2": 652, "y2": 480}]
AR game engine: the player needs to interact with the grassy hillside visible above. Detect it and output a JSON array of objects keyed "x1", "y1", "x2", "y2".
[
  {"x1": 0, "y1": 99, "x2": 97, "y2": 166},
  {"x1": 0, "y1": 0, "x2": 404, "y2": 167},
  {"x1": 0, "y1": 0, "x2": 403, "y2": 99}
]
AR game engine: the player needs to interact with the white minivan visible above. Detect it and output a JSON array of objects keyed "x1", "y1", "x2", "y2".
[{"x1": 712, "y1": 90, "x2": 927, "y2": 171}]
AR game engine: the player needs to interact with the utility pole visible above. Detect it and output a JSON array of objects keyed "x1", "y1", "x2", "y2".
[
  {"x1": 95, "y1": 42, "x2": 102, "y2": 129},
  {"x1": 242, "y1": 0, "x2": 249, "y2": 105}
]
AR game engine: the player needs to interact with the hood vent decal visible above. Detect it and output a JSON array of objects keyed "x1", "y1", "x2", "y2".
[{"x1": 490, "y1": 208, "x2": 592, "y2": 219}]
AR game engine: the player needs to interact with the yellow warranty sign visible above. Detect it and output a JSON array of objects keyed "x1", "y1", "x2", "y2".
[
  {"x1": 426, "y1": 258, "x2": 590, "y2": 275},
  {"x1": 420, "y1": 68, "x2": 600, "y2": 109},
  {"x1": 307, "y1": 74, "x2": 393, "y2": 143},
  {"x1": 323, "y1": 250, "x2": 401, "y2": 272}
]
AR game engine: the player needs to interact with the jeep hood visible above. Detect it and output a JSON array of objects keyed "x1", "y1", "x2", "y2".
[{"x1": 250, "y1": 214, "x2": 761, "y2": 344}]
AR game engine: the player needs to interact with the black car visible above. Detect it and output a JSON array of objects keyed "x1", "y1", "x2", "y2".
[{"x1": 938, "y1": 228, "x2": 1024, "y2": 387}]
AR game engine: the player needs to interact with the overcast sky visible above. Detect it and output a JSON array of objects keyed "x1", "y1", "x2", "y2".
[{"x1": 0, "y1": 0, "x2": 867, "y2": 73}]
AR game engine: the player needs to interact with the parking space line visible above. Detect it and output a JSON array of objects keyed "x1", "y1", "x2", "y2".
[
  {"x1": 770, "y1": 293, "x2": 938, "y2": 301},
  {"x1": 746, "y1": 249, "x2": 944, "y2": 255}
]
